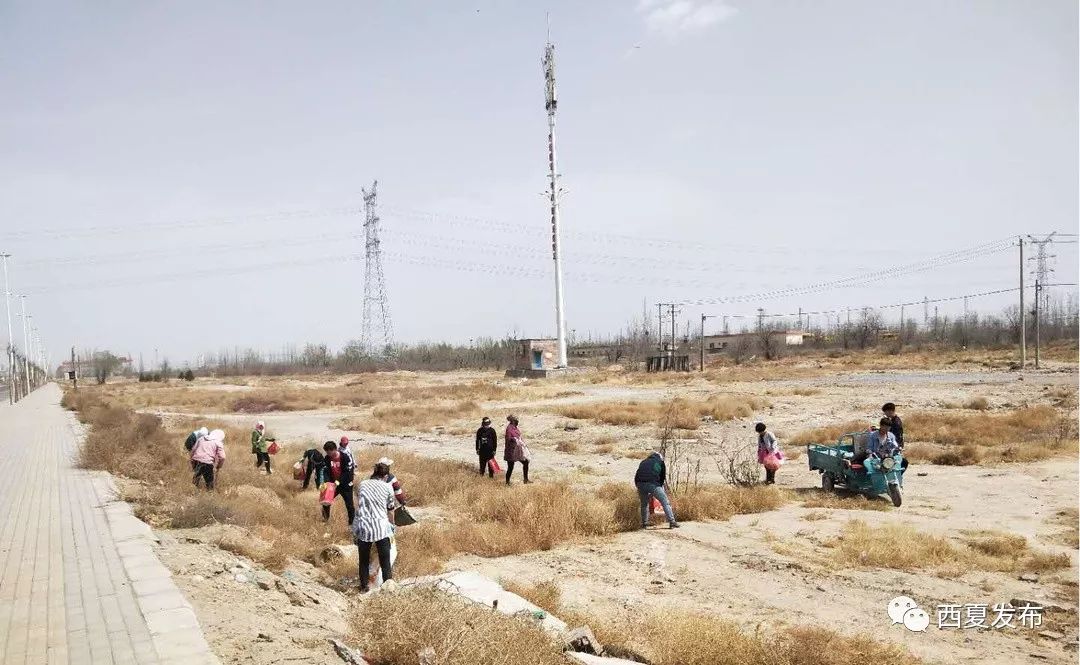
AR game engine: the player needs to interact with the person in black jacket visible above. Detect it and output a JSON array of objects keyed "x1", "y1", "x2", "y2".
[
  {"x1": 634, "y1": 451, "x2": 679, "y2": 529},
  {"x1": 475, "y1": 417, "x2": 498, "y2": 477},
  {"x1": 883, "y1": 402, "x2": 908, "y2": 470},
  {"x1": 301, "y1": 447, "x2": 325, "y2": 489},
  {"x1": 316, "y1": 441, "x2": 356, "y2": 525}
]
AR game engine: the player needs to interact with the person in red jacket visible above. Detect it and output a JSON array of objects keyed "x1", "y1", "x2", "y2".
[{"x1": 317, "y1": 441, "x2": 356, "y2": 525}]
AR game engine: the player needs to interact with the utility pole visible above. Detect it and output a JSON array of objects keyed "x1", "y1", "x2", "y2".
[
  {"x1": 656, "y1": 303, "x2": 664, "y2": 351},
  {"x1": 1034, "y1": 279, "x2": 1042, "y2": 369},
  {"x1": 757, "y1": 308, "x2": 765, "y2": 332},
  {"x1": 71, "y1": 346, "x2": 77, "y2": 390},
  {"x1": 923, "y1": 296, "x2": 929, "y2": 329},
  {"x1": 19, "y1": 295, "x2": 29, "y2": 395},
  {"x1": 543, "y1": 34, "x2": 568, "y2": 368},
  {"x1": 700, "y1": 313, "x2": 718, "y2": 372},
  {"x1": 797, "y1": 307, "x2": 803, "y2": 331},
  {"x1": 1019, "y1": 236, "x2": 1025, "y2": 367},
  {"x1": 665, "y1": 302, "x2": 673, "y2": 354},
  {"x1": 899, "y1": 304, "x2": 905, "y2": 340},
  {"x1": 1, "y1": 253, "x2": 13, "y2": 404}
]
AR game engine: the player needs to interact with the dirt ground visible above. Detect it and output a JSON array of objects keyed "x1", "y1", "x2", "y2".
[{"x1": 133, "y1": 364, "x2": 1078, "y2": 664}]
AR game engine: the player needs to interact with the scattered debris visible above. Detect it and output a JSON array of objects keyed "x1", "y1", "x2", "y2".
[
  {"x1": 418, "y1": 646, "x2": 436, "y2": 665},
  {"x1": 257, "y1": 579, "x2": 272, "y2": 590},
  {"x1": 565, "y1": 626, "x2": 603, "y2": 655},
  {"x1": 255, "y1": 632, "x2": 273, "y2": 642},
  {"x1": 330, "y1": 638, "x2": 369, "y2": 664},
  {"x1": 1038, "y1": 630, "x2": 1066, "y2": 640},
  {"x1": 1018, "y1": 573, "x2": 1039, "y2": 583}
]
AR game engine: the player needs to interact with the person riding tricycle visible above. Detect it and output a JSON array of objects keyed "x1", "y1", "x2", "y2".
[{"x1": 807, "y1": 417, "x2": 906, "y2": 506}]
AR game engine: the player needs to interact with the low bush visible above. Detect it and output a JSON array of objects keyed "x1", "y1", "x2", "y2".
[{"x1": 557, "y1": 395, "x2": 770, "y2": 430}]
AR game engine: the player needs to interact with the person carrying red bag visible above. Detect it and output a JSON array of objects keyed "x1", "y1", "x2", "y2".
[
  {"x1": 756, "y1": 422, "x2": 783, "y2": 485},
  {"x1": 316, "y1": 441, "x2": 355, "y2": 525}
]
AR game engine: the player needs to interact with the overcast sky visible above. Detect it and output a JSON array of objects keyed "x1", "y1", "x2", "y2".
[{"x1": 2, "y1": 0, "x2": 1077, "y2": 365}]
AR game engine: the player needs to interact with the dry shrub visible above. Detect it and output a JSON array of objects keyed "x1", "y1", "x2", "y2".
[
  {"x1": 557, "y1": 395, "x2": 769, "y2": 430},
  {"x1": 800, "y1": 490, "x2": 892, "y2": 512},
  {"x1": 963, "y1": 396, "x2": 990, "y2": 410},
  {"x1": 627, "y1": 613, "x2": 921, "y2": 665},
  {"x1": 555, "y1": 441, "x2": 581, "y2": 453},
  {"x1": 787, "y1": 420, "x2": 869, "y2": 446},
  {"x1": 593, "y1": 435, "x2": 616, "y2": 447},
  {"x1": 593, "y1": 443, "x2": 615, "y2": 454},
  {"x1": 623, "y1": 450, "x2": 651, "y2": 460},
  {"x1": 803, "y1": 510, "x2": 829, "y2": 521},
  {"x1": 676, "y1": 485, "x2": 789, "y2": 522},
  {"x1": 830, "y1": 521, "x2": 1071, "y2": 574},
  {"x1": 350, "y1": 587, "x2": 568, "y2": 665},
  {"x1": 499, "y1": 579, "x2": 562, "y2": 615}
]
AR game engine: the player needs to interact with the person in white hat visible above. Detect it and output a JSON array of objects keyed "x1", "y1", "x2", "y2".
[{"x1": 378, "y1": 457, "x2": 406, "y2": 507}]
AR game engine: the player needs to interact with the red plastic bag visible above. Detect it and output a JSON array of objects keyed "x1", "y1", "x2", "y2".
[
  {"x1": 649, "y1": 497, "x2": 662, "y2": 514},
  {"x1": 487, "y1": 459, "x2": 502, "y2": 474},
  {"x1": 320, "y1": 483, "x2": 336, "y2": 506},
  {"x1": 292, "y1": 461, "x2": 305, "y2": 481},
  {"x1": 763, "y1": 452, "x2": 783, "y2": 472},
  {"x1": 267, "y1": 441, "x2": 280, "y2": 455}
]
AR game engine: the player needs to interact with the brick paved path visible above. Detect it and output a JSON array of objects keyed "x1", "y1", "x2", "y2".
[{"x1": 0, "y1": 385, "x2": 218, "y2": 664}]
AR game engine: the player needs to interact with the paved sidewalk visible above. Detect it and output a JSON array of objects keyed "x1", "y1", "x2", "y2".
[{"x1": 0, "y1": 385, "x2": 218, "y2": 665}]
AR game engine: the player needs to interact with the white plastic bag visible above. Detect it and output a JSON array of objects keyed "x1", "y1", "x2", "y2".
[{"x1": 367, "y1": 534, "x2": 398, "y2": 588}]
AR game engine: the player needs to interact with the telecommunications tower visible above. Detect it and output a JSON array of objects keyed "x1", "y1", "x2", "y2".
[
  {"x1": 360, "y1": 181, "x2": 394, "y2": 357},
  {"x1": 543, "y1": 33, "x2": 569, "y2": 367}
]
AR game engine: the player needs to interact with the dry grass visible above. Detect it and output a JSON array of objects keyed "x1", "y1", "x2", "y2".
[
  {"x1": 491, "y1": 580, "x2": 923, "y2": 665},
  {"x1": 95, "y1": 376, "x2": 516, "y2": 415},
  {"x1": 963, "y1": 396, "x2": 990, "y2": 410},
  {"x1": 1047, "y1": 508, "x2": 1079, "y2": 548},
  {"x1": 593, "y1": 443, "x2": 615, "y2": 454},
  {"x1": 556, "y1": 394, "x2": 769, "y2": 430},
  {"x1": 803, "y1": 510, "x2": 829, "y2": 521},
  {"x1": 499, "y1": 579, "x2": 562, "y2": 615},
  {"x1": 333, "y1": 400, "x2": 480, "y2": 434},
  {"x1": 828, "y1": 521, "x2": 1071, "y2": 575},
  {"x1": 69, "y1": 387, "x2": 793, "y2": 585},
  {"x1": 555, "y1": 441, "x2": 581, "y2": 453},
  {"x1": 623, "y1": 450, "x2": 651, "y2": 460},
  {"x1": 787, "y1": 420, "x2": 870, "y2": 446},
  {"x1": 905, "y1": 405, "x2": 1078, "y2": 465},
  {"x1": 349, "y1": 587, "x2": 568, "y2": 665},
  {"x1": 800, "y1": 489, "x2": 892, "y2": 511}
]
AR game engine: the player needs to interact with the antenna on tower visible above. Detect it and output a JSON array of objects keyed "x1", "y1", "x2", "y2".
[
  {"x1": 360, "y1": 180, "x2": 394, "y2": 358},
  {"x1": 543, "y1": 25, "x2": 569, "y2": 368}
]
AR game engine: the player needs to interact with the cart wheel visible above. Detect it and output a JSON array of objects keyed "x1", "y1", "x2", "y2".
[
  {"x1": 822, "y1": 473, "x2": 834, "y2": 492},
  {"x1": 888, "y1": 484, "x2": 902, "y2": 507}
]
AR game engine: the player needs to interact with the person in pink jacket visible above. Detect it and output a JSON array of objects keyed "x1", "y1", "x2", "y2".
[{"x1": 190, "y1": 429, "x2": 226, "y2": 490}]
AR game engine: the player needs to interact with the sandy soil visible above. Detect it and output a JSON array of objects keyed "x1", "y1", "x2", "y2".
[{"x1": 137, "y1": 366, "x2": 1078, "y2": 664}]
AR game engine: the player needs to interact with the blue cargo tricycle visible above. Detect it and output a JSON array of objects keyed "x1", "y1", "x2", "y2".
[{"x1": 807, "y1": 431, "x2": 906, "y2": 507}]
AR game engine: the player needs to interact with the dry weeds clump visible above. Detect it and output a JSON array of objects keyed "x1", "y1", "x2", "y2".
[
  {"x1": 556, "y1": 394, "x2": 770, "y2": 430},
  {"x1": 555, "y1": 441, "x2": 581, "y2": 453},
  {"x1": 349, "y1": 587, "x2": 568, "y2": 665},
  {"x1": 786, "y1": 420, "x2": 870, "y2": 446},
  {"x1": 828, "y1": 521, "x2": 1071, "y2": 575},
  {"x1": 906, "y1": 405, "x2": 1078, "y2": 464}
]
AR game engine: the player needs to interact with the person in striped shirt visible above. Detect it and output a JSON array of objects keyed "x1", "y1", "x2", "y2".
[
  {"x1": 378, "y1": 457, "x2": 406, "y2": 506},
  {"x1": 352, "y1": 462, "x2": 397, "y2": 593}
]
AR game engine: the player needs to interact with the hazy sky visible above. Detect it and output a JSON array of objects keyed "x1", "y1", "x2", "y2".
[{"x1": 2, "y1": 1, "x2": 1077, "y2": 365}]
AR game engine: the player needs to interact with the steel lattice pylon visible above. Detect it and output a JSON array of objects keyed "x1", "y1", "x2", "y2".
[{"x1": 360, "y1": 181, "x2": 394, "y2": 357}]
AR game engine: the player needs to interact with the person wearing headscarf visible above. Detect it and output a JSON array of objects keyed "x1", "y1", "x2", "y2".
[
  {"x1": 378, "y1": 457, "x2": 406, "y2": 506},
  {"x1": 250, "y1": 421, "x2": 274, "y2": 474},
  {"x1": 186, "y1": 426, "x2": 210, "y2": 482},
  {"x1": 503, "y1": 415, "x2": 530, "y2": 485},
  {"x1": 475, "y1": 417, "x2": 498, "y2": 477},
  {"x1": 190, "y1": 429, "x2": 226, "y2": 491}
]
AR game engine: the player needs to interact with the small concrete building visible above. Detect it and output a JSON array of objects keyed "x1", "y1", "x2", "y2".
[{"x1": 505, "y1": 338, "x2": 561, "y2": 377}]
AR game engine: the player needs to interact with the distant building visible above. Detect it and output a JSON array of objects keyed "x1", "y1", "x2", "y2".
[
  {"x1": 505, "y1": 338, "x2": 560, "y2": 377},
  {"x1": 702, "y1": 331, "x2": 812, "y2": 353}
]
